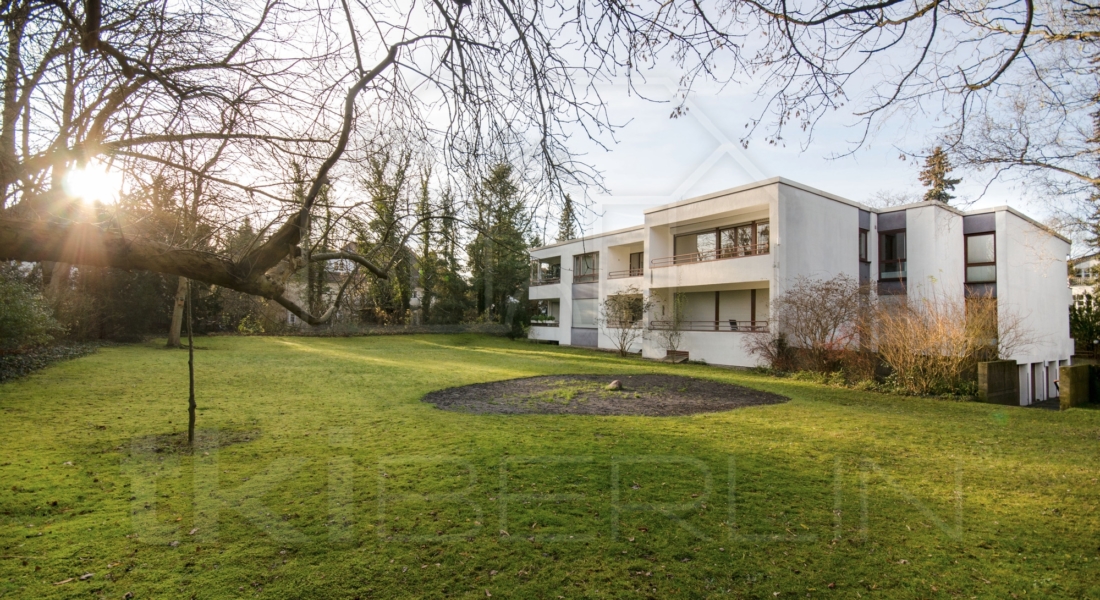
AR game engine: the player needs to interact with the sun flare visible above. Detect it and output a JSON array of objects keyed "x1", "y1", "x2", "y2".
[{"x1": 62, "y1": 163, "x2": 123, "y2": 204}]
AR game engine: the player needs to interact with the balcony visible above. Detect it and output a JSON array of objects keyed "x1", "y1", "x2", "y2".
[
  {"x1": 651, "y1": 242, "x2": 769, "y2": 268},
  {"x1": 573, "y1": 271, "x2": 599, "y2": 284},
  {"x1": 1071, "y1": 276, "x2": 1098, "y2": 287},
  {"x1": 649, "y1": 320, "x2": 769, "y2": 332},
  {"x1": 530, "y1": 276, "x2": 561, "y2": 286},
  {"x1": 608, "y1": 268, "x2": 644, "y2": 279}
]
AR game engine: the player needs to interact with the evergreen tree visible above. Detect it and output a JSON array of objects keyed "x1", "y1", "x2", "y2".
[
  {"x1": 919, "y1": 146, "x2": 962, "y2": 203},
  {"x1": 1086, "y1": 185, "x2": 1100, "y2": 251},
  {"x1": 466, "y1": 163, "x2": 531, "y2": 324},
  {"x1": 557, "y1": 194, "x2": 577, "y2": 241},
  {"x1": 428, "y1": 188, "x2": 472, "y2": 323},
  {"x1": 416, "y1": 169, "x2": 434, "y2": 321}
]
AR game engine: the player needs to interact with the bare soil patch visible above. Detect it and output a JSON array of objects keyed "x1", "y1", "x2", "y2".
[{"x1": 423, "y1": 374, "x2": 788, "y2": 416}]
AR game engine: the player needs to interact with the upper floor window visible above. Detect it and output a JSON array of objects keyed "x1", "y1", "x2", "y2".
[
  {"x1": 879, "y1": 231, "x2": 906, "y2": 280},
  {"x1": 573, "y1": 252, "x2": 599, "y2": 283},
  {"x1": 966, "y1": 233, "x2": 996, "y2": 283},
  {"x1": 629, "y1": 251, "x2": 644, "y2": 275},
  {"x1": 672, "y1": 220, "x2": 769, "y2": 263},
  {"x1": 859, "y1": 229, "x2": 869, "y2": 263}
]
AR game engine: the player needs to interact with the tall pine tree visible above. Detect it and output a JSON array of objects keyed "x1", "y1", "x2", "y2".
[
  {"x1": 557, "y1": 194, "x2": 577, "y2": 241},
  {"x1": 466, "y1": 163, "x2": 531, "y2": 323},
  {"x1": 919, "y1": 146, "x2": 962, "y2": 203}
]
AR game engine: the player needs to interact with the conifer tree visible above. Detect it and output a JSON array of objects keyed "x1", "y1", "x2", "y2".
[
  {"x1": 558, "y1": 194, "x2": 577, "y2": 241},
  {"x1": 919, "y1": 146, "x2": 962, "y2": 204}
]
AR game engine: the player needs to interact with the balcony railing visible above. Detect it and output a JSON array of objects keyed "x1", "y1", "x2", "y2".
[
  {"x1": 1070, "y1": 276, "x2": 1098, "y2": 287},
  {"x1": 651, "y1": 243, "x2": 769, "y2": 268},
  {"x1": 608, "y1": 268, "x2": 644, "y2": 279},
  {"x1": 649, "y1": 319, "x2": 769, "y2": 332},
  {"x1": 573, "y1": 271, "x2": 599, "y2": 283},
  {"x1": 530, "y1": 276, "x2": 561, "y2": 286},
  {"x1": 530, "y1": 320, "x2": 559, "y2": 327}
]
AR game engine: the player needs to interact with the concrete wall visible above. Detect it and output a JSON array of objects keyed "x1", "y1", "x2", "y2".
[
  {"x1": 997, "y1": 210, "x2": 1073, "y2": 365},
  {"x1": 774, "y1": 183, "x2": 861, "y2": 298},
  {"x1": 904, "y1": 204, "x2": 965, "y2": 306},
  {"x1": 977, "y1": 360, "x2": 1019, "y2": 405},
  {"x1": 1059, "y1": 364, "x2": 1091, "y2": 410}
]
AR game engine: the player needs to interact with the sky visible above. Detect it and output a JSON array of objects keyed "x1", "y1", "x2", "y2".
[{"x1": 564, "y1": 78, "x2": 1046, "y2": 237}]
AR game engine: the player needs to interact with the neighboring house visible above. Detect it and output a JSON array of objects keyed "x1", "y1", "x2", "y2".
[
  {"x1": 1069, "y1": 252, "x2": 1099, "y2": 306},
  {"x1": 528, "y1": 177, "x2": 1073, "y2": 406},
  {"x1": 284, "y1": 270, "x2": 346, "y2": 327}
]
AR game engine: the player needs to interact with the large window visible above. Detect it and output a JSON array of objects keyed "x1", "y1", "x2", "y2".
[
  {"x1": 674, "y1": 231, "x2": 716, "y2": 258},
  {"x1": 572, "y1": 298, "x2": 598, "y2": 328},
  {"x1": 672, "y1": 220, "x2": 769, "y2": 263},
  {"x1": 573, "y1": 252, "x2": 599, "y2": 283},
  {"x1": 879, "y1": 231, "x2": 906, "y2": 280},
  {"x1": 629, "y1": 251, "x2": 644, "y2": 275},
  {"x1": 965, "y1": 233, "x2": 996, "y2": 283}
]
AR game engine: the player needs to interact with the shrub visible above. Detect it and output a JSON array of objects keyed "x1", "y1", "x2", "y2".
[
  {"x1": 0, "y1": 272, "x2": 64, "y2": 352},
  {"x1": 870, "y1": 290, "x2": 1031, "y2": 396},
  {"x1": 744, "y1": 274, "x2": 866, "y2": 373}
]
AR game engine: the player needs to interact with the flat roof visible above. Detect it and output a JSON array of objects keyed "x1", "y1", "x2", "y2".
[
  {"x1": 533, "y1": 177, "x2": 1070, "y2": 250},
  {"x1": 528, "y1": 224, "x2": 644, "y2": 253}
]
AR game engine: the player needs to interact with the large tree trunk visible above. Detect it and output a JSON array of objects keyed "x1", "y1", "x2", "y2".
[{"x1": 167, "y1": 276, "x2": 187, "y2": 348}]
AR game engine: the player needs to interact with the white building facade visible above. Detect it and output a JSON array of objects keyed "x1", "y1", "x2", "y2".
[{"x1": 528, "y1": 178, "x2": 1073, "y2": 405}]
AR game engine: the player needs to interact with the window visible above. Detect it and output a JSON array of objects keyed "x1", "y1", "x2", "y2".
[
  {"x1": 859, "y1": 229, "x2": 869, "y2": 263},
  {"x1": 629, "y1": 251, "x2": 644, "y2": 274},
  {"x1": 573, "y1": 252, "x2": 599, "y2": 283},
  {"x1": 879, "y1": 231, "x2": 906, "y2": 280},
  {"x1": 718, "y1": 225, "x2": 751, "y2": 257},
  {"x1": 756, "y1": 222, "x2": 770, "y2": 250},
  {"x1": 572, "y1": 298, "x2": 598, "y2": 328},
  {"x1": 671, "y1": 220, "x2": 769, "y2": 264},
  {"x1": 965, "y1": 233, "x2": 996, "y2": 283},
  {"x1": 674, "y1": 231, "x2": 716, "y2": 259}
]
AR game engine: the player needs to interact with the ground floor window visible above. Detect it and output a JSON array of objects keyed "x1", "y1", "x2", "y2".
[{"x1": 572, "y1": 298, "x2": 598, "y2": 328}]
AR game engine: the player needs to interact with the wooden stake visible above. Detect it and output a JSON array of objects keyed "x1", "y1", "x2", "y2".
[{"x1": 186, "y1": 279, "x2": 196, "y2": 446}]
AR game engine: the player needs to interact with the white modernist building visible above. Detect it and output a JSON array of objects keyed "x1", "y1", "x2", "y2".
[{"x1": 527, "y1": 177, "x2": 1073, "y2": 405}]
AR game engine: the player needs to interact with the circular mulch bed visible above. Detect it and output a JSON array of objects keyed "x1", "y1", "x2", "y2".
[{"x1": 423, "y1": 374, "x2": 789, "y2": 416}]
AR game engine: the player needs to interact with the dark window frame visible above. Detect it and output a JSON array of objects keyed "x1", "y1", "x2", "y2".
[
  {"x1": 879, "y1": 229, "x2": 907, "y2": 281},
  {"x1": 858, "y1": 228, "x2": 869, "y2": 264},
  {"x1": 964, "y1": 232, "x2": 997, "y2": 284}
]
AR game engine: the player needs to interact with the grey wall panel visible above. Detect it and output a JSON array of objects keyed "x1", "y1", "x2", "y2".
[
  {"x1": 859, "y1": 209, "x2": 871, "y2": 230},
  {"x1": 572, "y1": 282, "x2": 599, "y2": 299},
  {"x1": 965, "y1": 283, "x2": 997, "y2": 299},
  {"x1": 963, "y1": 213, "x2": 996, "y2": 234},
  {"x1": 878, "y1": 210, "x2": 906, "y2": 231},
  {"x1": 571, "y1": 328, "x2": 598, "y2": 347}
]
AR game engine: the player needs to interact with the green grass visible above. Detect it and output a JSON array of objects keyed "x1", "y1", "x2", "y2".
[{"x1": 1, "y1": 335, "x2": 1099, "y2": 599}]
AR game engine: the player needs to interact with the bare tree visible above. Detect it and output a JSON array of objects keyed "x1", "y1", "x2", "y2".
[
  {"x1": 599, "y1": 285, "x2": 651, "y2": 356},
  {"x1": 651, "y1": 291, "x2": 687, "y2": 358},
  {"x1": 749, "y1": 275, "x2": 866, "y2": 372}
]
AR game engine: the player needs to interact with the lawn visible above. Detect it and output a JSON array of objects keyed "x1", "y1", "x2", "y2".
[{"x1": 1, "y1": 335, "x2": 1099, "y2": 599}]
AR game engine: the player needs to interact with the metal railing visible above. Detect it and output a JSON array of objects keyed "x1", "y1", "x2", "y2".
[
  {"x1": 1070, "y1": 276, "x2": 1098, "y2": 287},
  {"x1": 530, "y1": 276, "x2": 561, "y2": 286},
  {"x1": 608, "y1": 267, "x2": 644, "y2": 279},
  {"x1": 573, "y1": 271, "x2": 599, "y2": 283},
  {"x1": 651, "y1": 243, "x2": 770, "y2": 268},
  {"x1": 648, "y1": 319, "x2": 769, "y2": 332}
]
